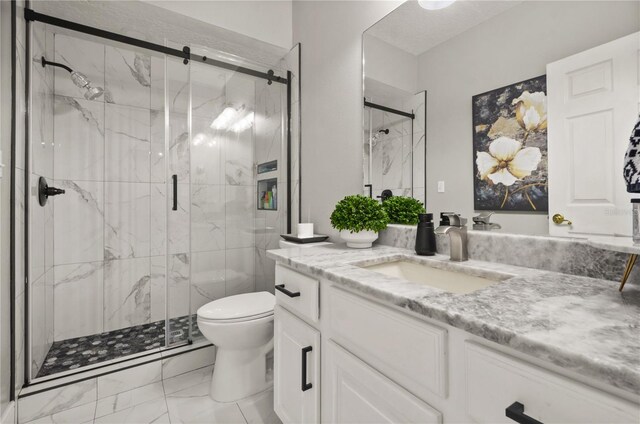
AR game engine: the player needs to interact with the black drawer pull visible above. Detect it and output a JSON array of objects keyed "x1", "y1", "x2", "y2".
[
  {"x1": 301, "y1": 346, "x2": 313, "y2": 392},
  {"x1": 172, "y1": 174, "x2": 178, "y2": 211},
  {"x1": 506, "y1": 402, "x2": 543, "y2": 424},
  {"x1": 275, "y1": 284, "x2": 300, "y2": 298}
]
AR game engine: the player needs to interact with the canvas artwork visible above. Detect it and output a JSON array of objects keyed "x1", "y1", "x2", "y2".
[{"x1": 472, "y1": 75, "x2": 548, "y2": 212}]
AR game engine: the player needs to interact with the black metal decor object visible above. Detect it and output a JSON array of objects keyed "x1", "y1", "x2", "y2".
[
  {"x1": 505, "y1": 402, "x2": 543, "y2": 424},
  {"x1": 38, "y1": 177, "x2": 65, "y2": 207},
  {"x1": 364, "y1": 184, "x2": 373, "y2": 198},
  {"x1": 364, "y1": 98, "x2": 415, "y2": 119},
  {"x1": 377, "y1": 189, "x2": 393, "y2": 202},
  {"x1": 40, "y1": 56, "x2": 72, "y2": 73},
  {"x1": 301, "y1": 346, "x2": 313, "y2": 391},
  {"x1": 172, "y1": 174, "x2": 178, "y2": 211},
  {"x1": 274, "y1": 284, "x2": 301, "y2": 298},
  {"x1": 23, "y1": 8, "x2": 288, "y2": 85}
]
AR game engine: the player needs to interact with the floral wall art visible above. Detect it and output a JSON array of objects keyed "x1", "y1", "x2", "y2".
[{"x1": 472, "y1": 75, "x2": 548, "y2": 212}]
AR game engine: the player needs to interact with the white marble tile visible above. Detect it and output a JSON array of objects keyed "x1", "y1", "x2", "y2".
[
  {"x1": 168, "y1": 253, "x2": 190, "y2": 320},
  {"x1": 149, "y1": 184, "x2": 167, "y2": 257},
  {"x1": 191, "y1": 251, "x2": 226, "y2": 312},
  {"x1": 226, "y1": 185, "x2": 255, "y2": 249},
  {"x1": 169, "y1": 184, "x2": 191, "y2": 255},
  {"x1": 225, "y1": 247, "x2": 255, "y2": 296},
  {"x1": 53, "y1": 33, "x2": 105, "y2": 101},
  {"x1": 53, "y1": 262, "x2": 104, "y2": 341},
  {"x1": 104, "y1": 103, "x2": 151, "y2": 183},
  {"x1": 18, "y1": 379, "x2": 97, "y2": 423},
  {"x1": 30, "y1": 272, "x2": 49, "y2": 378},
  {"x1": 162, "y1": 365, "x2": 213, "y2": 395},
  {"x1": 53, "y1": 180, "x2": 104, "y2": 265},
  {"x1": 94, "y1": 397, "x2": 168, "y2": 424},
  {"x1": 237, "y1": 390, "x2": 281, "y2": 424},
  {"x1": 97, "y1": 361, "x2": 162, "y2": 399},
  {"x1": 103, "y1": 257, "x2": 151, "y2": 332},
  {"x1": 191, "y1": 117, "x2": 225, "y2": 185},
  {"x1": 104, "y1": 182, "x2": 151, "y2": 259},
  {"x1": 254, "y1": 248, "x2": 275, "y2": 295},
  {"x1": 161, "y1": 345, "x2": 215, "y2": 380},
  {"x1": 149, "y1": 109, "x2": 165, "y2": 183},
  {"x1": 31, "y1": 86, "x2": 54, "y2": 179},
  {"x1": 44, "y1": 193, "x2": 54, "y2": 272},
  {"x1": 165, "y1": 382, "x2": 246, "y2": 424},
  {"x1": 23, "y1": 401, "x2": 96, "y2": 424},
  {"x1": 169, "y1": 113, "x2": 190, "y2": 183},
  {"x1": 191, "y1": 185, "x2": 225, "y2": 252},
  {"x1": 225, "y1": 130, "x2": 254, "y2": 186},
  {"x1": 104, "y1": 46, "x2": 151, "y2": 109},
  {"x1": 166, "y1": 57, "x2": 190, "y2": 115},
  {"x1": 95, "y1": 381, "x2": 164, "y2": 418},
  {"x1": 53, "y1": 96, "x2": 104, "y2": 182},
  {"x1": 149, "y1": 256, "x2": 166, "y2": 323},
  {"x1": 150, "y1": 56, "x2": 165, "y2": 112},
  {"x1": 189, "y1": 64, "x2": 227, "y2": 119}
]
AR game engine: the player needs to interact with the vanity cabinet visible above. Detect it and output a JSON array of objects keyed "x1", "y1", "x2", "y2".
[
  {"x1": 273, "y1": 264, "x2": 640, "y2": 424},
  {"x1": 274, "y1": 306, "x2": 320, "y2": 424}
]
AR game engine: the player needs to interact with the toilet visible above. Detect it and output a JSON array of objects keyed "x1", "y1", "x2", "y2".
[{"x1": 197, "y1": 291, "x2": 276, "y2": 403}]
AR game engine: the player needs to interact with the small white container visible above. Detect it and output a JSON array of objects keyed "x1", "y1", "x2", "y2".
[{"x1": 297, "y1": 223, "x2": 314, "y2": 238}]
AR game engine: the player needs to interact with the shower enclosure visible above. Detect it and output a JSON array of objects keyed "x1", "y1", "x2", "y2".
[{"x1": 24, "y1": 12, "x2": 300, "y2": 382}]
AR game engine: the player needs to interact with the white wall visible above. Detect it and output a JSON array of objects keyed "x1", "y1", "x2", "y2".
[
  {"x1": 364, "y1": 34, "x2": 418, "y2": 95},
  {"x1": 144, "y1": 0, "x2": 293, "y2": 49},
  {"x1": 293, "y1": 0, "x2": 403, "y2": 240},
  {"x1": 419, "y1": 0, "x2": 640, "y2": 235}
]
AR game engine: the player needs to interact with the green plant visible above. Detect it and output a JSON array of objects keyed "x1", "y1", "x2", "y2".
[
  {"x1": 382, "y1": 196, "x2": 426, "y2": 225},
  {"x1": 330, "y1": 195, "x2": 389, "y2": 233}
]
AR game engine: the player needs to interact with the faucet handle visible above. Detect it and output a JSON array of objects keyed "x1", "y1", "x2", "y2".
[
  {"x1": 443, "y1": 213, "x2": 467, "y2": 227},
  {"x1": 473, "y1": 211, "x2": 494, "y2": 224}
]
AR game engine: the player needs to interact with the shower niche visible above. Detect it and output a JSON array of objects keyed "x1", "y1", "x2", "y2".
[{"x1": 24, "y1": 18, "x2": 301, "y2": 382}]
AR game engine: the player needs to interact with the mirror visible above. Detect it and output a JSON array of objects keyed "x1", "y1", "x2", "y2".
[{"x1": 363, "y1": 0, "x2": 639, "y2": 236}]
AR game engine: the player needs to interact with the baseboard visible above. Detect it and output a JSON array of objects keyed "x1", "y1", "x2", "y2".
[{"x1": 0, "y1": 401, "x2": 15, "y2": 424}]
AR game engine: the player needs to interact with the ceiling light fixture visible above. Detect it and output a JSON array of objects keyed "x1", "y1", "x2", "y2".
[{"x1": 418, "y1": 0, "x2": 456, "y2": 10}]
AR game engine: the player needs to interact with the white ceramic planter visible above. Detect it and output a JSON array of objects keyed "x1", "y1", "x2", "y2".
[{"x1": 340, "y1": 230, "x2": 378, "y2": 248}]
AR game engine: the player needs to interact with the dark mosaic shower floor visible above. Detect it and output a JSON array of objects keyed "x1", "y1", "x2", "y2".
[{"x1": 36, "y1": 315, "x2": 203, "y2": 378}]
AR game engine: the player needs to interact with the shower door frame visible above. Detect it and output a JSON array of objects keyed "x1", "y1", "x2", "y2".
[{"x1": 21, "y1": 8, "x2": 295, "y2": 386}]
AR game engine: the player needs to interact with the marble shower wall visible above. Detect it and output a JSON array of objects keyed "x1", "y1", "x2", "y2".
[
  {"x1": 364, "y1": 91, "x2": 426, "y2": 204},
  {"x1": 49, "y1": 32, "x2": 159, "y2": 342}
]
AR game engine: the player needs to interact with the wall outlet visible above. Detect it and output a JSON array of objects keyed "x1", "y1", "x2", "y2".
[{"x1": 437, "y1": 181, "x2": 445, "y2": 193}]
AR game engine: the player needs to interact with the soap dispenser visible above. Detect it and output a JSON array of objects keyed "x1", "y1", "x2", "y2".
[{"x1": 415, "y1": 213, "x2": 437, "y2": 256}]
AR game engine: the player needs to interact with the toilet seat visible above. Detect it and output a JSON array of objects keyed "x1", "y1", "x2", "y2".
[{"x1": 197, "y1": 291, "x2": 275, "y2": 323}]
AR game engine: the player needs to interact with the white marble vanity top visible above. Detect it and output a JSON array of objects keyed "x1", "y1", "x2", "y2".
[
  {"x1": 267, "y1": 244, "x2": 640, "y2": 396},
  {"x1": 587, "y1": 235, "x2": 640, "y2": 255}
]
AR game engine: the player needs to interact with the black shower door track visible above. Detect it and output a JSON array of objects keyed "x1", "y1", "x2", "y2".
[
  {"x1": 364, "y1": 98, "x2": 415, "y2": 120},
  {"x1": 23, "y1": 8, "x2": 289, "y2": 85}
]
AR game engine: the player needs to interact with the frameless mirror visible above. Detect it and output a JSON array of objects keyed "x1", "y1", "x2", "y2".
[{"x1": 363, "y1": 0, "x2": 639, "y2": 236}]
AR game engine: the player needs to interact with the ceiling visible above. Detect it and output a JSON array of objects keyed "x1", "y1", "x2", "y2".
[{"x1": 366, "y1": 0, "x2": 522, "y2": 56}]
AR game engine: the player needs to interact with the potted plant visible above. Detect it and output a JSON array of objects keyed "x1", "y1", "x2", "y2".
[
  {"x1": 330, "y1": 195, "x2": 389, "y2": 248},
  {"x1": 382, "y1": 196, "x2": 426, "y2": 225}
]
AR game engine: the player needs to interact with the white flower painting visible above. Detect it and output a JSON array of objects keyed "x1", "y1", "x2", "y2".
[{"x1": 472, "y1": 75, "x2": 548, "y2": 211}]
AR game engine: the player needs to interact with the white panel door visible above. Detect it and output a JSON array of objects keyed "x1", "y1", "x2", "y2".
[
  {"x1": 324, "y1": 340, "x2": 442, "y2": 424},
  {"x1": 274, "y1": 306, "x2": 320, "y2": 424},
  {"x1": 548, "y1": 32, "x2": 639, "y2": 237}
]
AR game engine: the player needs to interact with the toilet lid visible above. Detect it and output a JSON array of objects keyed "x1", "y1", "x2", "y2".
[{"x1": 197, "y1": 291, "x2": 275, "y2": 321}]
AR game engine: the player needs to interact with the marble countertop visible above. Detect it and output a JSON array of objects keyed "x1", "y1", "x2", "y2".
[
  {"x1": 267, "y1": 244, "x2": 640, "y2": 396},
  {"x1": 588, "y1": 235, "x2": 640, "y2": 255}
]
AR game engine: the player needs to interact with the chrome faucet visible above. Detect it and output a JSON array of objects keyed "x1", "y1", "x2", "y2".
[
  {"x1": 472, "y1": 212, "x2": 502, "y2": 231},
  {"x1": 435, "y1": 213, "x2": 469, "y2": 261}
]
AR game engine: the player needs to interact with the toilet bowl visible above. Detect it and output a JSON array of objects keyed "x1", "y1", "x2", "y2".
[{"x1": 197, "y1": 291, "x2": 275, "y2": 403}]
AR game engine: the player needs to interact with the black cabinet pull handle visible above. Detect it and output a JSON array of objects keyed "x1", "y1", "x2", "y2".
[
  {"x1": 275, "y1": 284, "x2": 300, "y2": 298},
  {"x1": 506, "y1": 402, "x2": 543, "y2": 424},
  {"x1": 172, "y1": 174, "x2": 178, "y2": 211},
  {"x1": 301, "y1": 346, "x2": 313, "y2": 392}
]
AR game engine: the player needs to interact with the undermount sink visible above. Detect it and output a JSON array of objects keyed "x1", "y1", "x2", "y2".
[{"x1": 361, "y1": 260, "x2": 508, "y2": 294}]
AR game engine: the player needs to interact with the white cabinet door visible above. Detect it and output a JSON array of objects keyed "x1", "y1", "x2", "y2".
[
  {"x1": 548, "y1": 32, "x2": 639, "y2": 237},
  {"x1": 324, "y1": 340, "x2": 442, "y2": 424},
  {"x1": 274, "y1": 306, "x2": 320, "y2": 424}
]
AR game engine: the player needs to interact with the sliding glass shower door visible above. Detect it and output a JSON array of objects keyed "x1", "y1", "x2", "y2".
[{"x1": 26, "y1": 21, "x2": 295, "y2": 382}]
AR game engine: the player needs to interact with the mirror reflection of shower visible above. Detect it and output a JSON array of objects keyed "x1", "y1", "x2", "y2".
[
  {"x1": 40, "y1": 56, "x2": 105, "y2": 100},
  {"x1": 370, "y1": 128, "x2": 389, "y2": 147}
]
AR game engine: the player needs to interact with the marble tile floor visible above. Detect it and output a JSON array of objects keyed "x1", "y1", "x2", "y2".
[
  {"x1": 23, "y1": 366, "x2": 281, "y2": 424},
  {"x1": 37, "y1": 315, "x2": 203, "y2": 378}
]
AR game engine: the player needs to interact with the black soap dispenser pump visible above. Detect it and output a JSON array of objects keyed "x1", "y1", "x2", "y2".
[{"x1": 415, "y1": 213, "x2": 437, "y2": 256}]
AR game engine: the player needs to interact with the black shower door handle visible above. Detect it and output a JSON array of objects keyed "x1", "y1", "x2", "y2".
[
  {"x1": 172, "y1": 174, "x2": 177, "y2": 211},
  {"x1": 301, "y1": 346, "x2": 313, "y2": 392},
  {"x1": 506, "y1": 402, "x2": 543, "y2": 424},
  {"x1": 275, "y1": 284, "x2": 300, "y2": 298}
]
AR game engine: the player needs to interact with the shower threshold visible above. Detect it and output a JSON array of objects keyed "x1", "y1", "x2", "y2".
[{"x1": 36, "y1": 315, "x2": 202, "y2": 378}]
